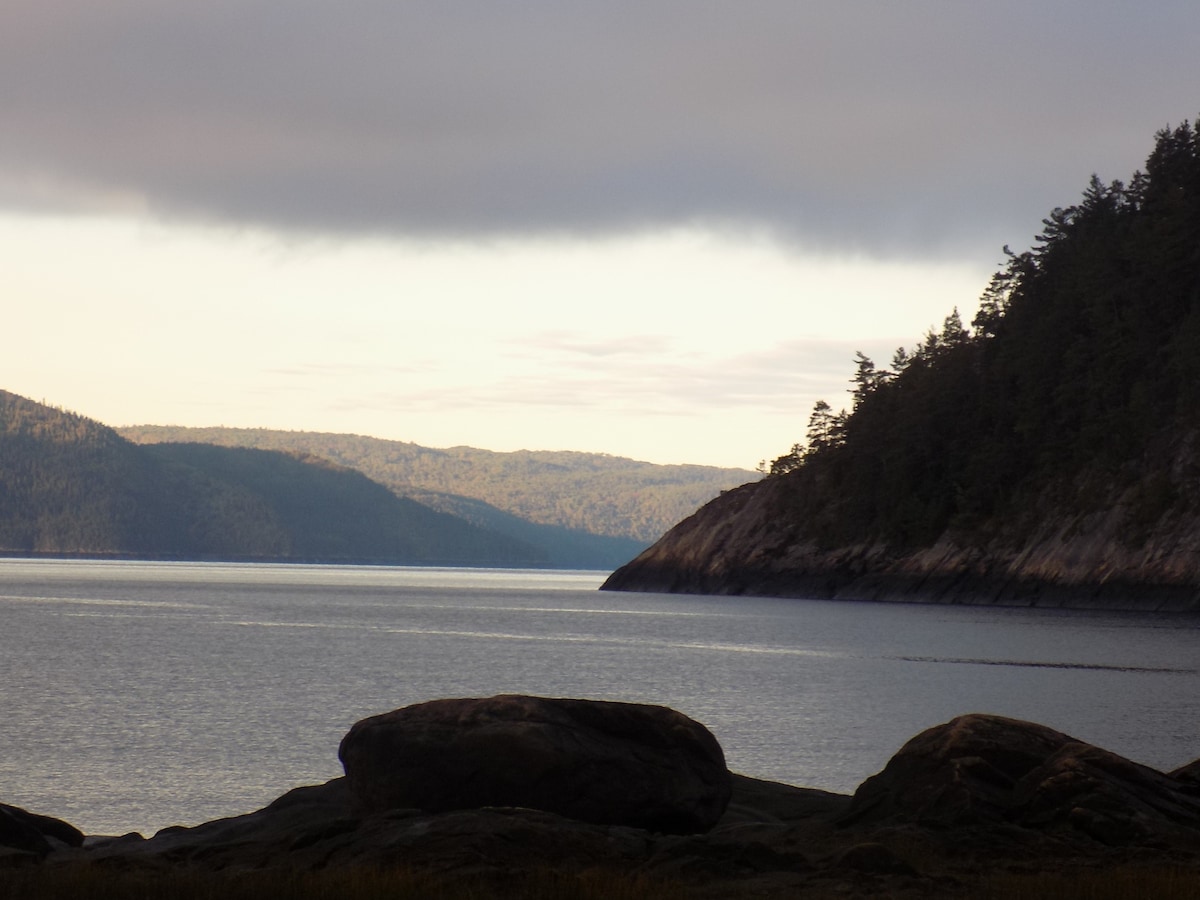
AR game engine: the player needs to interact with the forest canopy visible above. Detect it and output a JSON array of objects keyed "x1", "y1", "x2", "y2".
[{"x1": 765, "y1": 119, "x2": 1200, "y2": 549}]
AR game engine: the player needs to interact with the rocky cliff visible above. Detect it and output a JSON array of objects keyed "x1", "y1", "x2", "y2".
[
  {"x1": 607, "y1": 120, "x2": 1200, "y2": 611},
  {"x1": 601, "y1": 451, "x2": 1200, "y2": 610}
]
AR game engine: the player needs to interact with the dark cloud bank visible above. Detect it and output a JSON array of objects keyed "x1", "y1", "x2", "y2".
[{"x1": 2, "y1": 1, "x2": 1197, "y2": 257}]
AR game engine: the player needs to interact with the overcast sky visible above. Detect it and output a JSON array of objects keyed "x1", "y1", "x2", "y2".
[{"x1": 4, "y1": 2, "x2": 1198, "y2": 468}]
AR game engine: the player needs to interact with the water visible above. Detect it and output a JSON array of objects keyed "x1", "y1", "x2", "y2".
[{"x1": 1, "y1": 558, "x2": 1197, "y2": 836}]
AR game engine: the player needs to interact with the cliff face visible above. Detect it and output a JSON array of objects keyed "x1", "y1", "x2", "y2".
[{"x1": 602, "y1": 438, "x2": 1200, "y2": 611}]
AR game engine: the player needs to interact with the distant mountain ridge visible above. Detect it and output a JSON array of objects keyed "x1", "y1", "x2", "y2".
[
  {"x1": 0, "y1": 394, "x2": 754, "y2": 568},
  {"x1": 0, "y1": 392, "x2": 540, "y2": 566},
  {"x1": 118, "y1": 426, "x2": 756, "y2": 556}
]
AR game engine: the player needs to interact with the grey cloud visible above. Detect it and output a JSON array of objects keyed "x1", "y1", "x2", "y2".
[{"x1": 2, "y1": 1, "x2": 1197, "y2": 256}]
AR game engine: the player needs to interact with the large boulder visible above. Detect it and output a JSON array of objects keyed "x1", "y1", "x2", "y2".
[
  {"x1": 1172, "y1": 757, "x2": 1200, "y2": 790},
  {"x1": 31, "y1": 712, "x2": 1200, "y2": 897},
  {"x1": 843, "y1": 713, "x2": 1200, "y2": 848},
  {"x1": 337, "y1": 695, "x2": 732, "y2": 834},
  {"x1": 0, "y1": 802, "x2": 84, "y2": 859}
]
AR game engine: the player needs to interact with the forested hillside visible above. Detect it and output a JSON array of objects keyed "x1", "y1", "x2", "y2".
[
  {"x1": 118, "y1": 427, "x2": 754, "y2": 543},
  {"x1": 0, "y1": 392, "x2": 176, "y2": 553},
  {"x1": 0, "y1": 392, "x2": 540, "y2": 565},
  {"x1": 605, "y1": 119, "x2": 1200, "y2": 609}
]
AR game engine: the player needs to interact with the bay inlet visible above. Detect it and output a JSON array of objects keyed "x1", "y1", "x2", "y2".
[{"x1": 1, "y1": 558, "x2": 1196, "y2": 836}]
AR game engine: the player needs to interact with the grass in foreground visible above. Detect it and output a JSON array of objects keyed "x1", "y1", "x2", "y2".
[
  {"x1": 980, "y1": 866, "x2": 1200, "y2": 900},
  {"x1": 0, "y1": 864, "x2": 690, "y2": 900},
  {"x1": 5, "y1": 860, "x2": 1200, "y2": 899}
]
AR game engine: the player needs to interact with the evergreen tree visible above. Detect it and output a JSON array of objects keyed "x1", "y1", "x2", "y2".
[{"x1": 760, "y1": 116, "x2": 1200, "y2": 549}]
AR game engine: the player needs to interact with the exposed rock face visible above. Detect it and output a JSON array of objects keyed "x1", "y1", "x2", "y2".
[
  {"x1": 601, "y1": 475, "x2": 1200, "y2": 609},
  {"x1": 0, "y1": 802, "x2": 84, "y2": 859},
  {"x1": 1173, "y1": 757, "x2": 1200, "y2": 789},
  {"x1": 337, "y1": 695, "x2": 733, "y2": 834},
  {"x1": 79, "y1": 782, "x2": 651, "y2": 875},
  {"x1": 601, "y1": 477, "x2": 811, "y2": 597},
  {"x1": 68, "y1": 774, "x2": 843, "y2": 895},
  {"x1": 844, "y1": 714, "x2": 1200, "y2": 848},
  {"x1": 13, "y1": 709, "x2": 1200, "y2": 899}
]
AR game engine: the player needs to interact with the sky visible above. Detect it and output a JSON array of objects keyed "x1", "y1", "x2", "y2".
[{"x1": 3, "y1": 2, "x2": 1198, "y2": 469}]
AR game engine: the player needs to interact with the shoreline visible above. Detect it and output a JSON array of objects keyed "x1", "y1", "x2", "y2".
[{"x1": 602, "y1": 565, "x2": 1200, "y2": 612}]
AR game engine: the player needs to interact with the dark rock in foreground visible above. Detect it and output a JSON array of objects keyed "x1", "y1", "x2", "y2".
[
  {"x1": 845, "y1": 714, "x2": 1200, "y2": 849},
  {"x1": 7, "y1": 703, "x2": 1200, "y2": 898},
  {"x1": 1174, "y1": 757, "x2": 1200, "y2": 789},
  {"x1": 0, "y1": 803, "x2": 84, "y2": 862},
  {"x1": 338, "y1": 694, "x2": 732, "y2": 834}
]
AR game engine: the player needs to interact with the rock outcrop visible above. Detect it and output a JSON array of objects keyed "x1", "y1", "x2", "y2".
[
  {"x1": 601, "y1": 475, "x2": 1200, "y2": 609},
  {"x1": 606, "y1": 120, "x2": 1200, "y2": 610},
  {"x1": 843, "y1": 714, "x2": 1200, "y2": 850},
  {"x1": 0, "y1": 802, "x2": 84, "y2": 861},
  {"x1": 1174, "y1": 757, "x2": 1200, "y2": 789},
  {"x1": 9, "y1": 705, "x2": 1200, "y2": 899},
  {"x1": 338, "y1": 694, "x2": 732, "y2": 834}
]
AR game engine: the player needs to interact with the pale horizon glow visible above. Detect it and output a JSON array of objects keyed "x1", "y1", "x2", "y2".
[{"x1": 7, "y1": 213, "x2": 991, "y2": 468}]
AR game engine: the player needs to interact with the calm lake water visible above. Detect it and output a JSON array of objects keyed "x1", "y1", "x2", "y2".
[{"x1": 1, "y1": 558, "x2": 1197, "y2": 836}]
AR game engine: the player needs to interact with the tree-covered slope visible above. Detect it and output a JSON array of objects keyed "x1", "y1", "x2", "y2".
[
  {"x1": 396, "y1": 487, "x2": 646, "y2": 571},
  {"x1": 143, "y1": 443, "x2": 544, "y2": 565},
  {"x1": 0, "y1": 392, "x2": 541, "y2": 565},
  {"x1": 0, "y1": 391, "x2": 180, "y2": 553},
  {"x1": 605, "y1": 119, "x2": 1200, "y2": 609},
  {"x1": 117, "y1": 427, "x2": 755, "y2": 543}
]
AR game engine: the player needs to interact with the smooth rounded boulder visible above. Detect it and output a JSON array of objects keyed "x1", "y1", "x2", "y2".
[
  {"x1": 843, "y1": 713, "x2": 1200, "y2": 847},
  {"x1": 338, "y1": 695, "x2": 732, "y2": 834},
  {"x1": 0, "y1": 802, "x2": 84, "y2": 858}
]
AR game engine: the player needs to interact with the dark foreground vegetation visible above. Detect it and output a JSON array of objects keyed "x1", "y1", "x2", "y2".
[
  {"x1": 606, "y1": 118, "x2": 1200, "y2": 606},
  {"x1": 4, "y1": 697, "x2": 1199, "y2": 899},
  {"x1": 5, "y1": 864, "x2": 1199, "y2": 900},
  {"x1": 0, "y1": 866, "x2": 691, "y2": 900}
]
